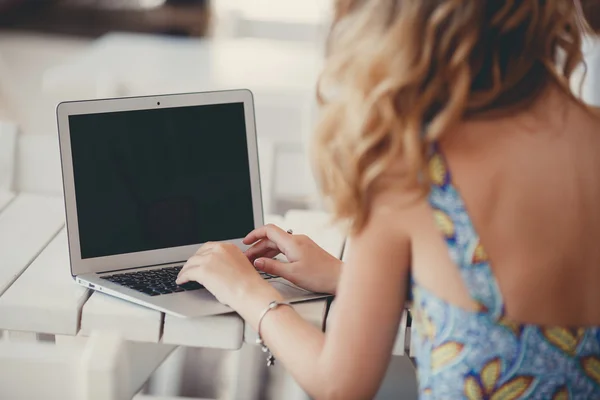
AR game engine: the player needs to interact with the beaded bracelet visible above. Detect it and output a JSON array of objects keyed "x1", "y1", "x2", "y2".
[{"x1": 256, "y1": 300, "x2": 293, "y2": 366}]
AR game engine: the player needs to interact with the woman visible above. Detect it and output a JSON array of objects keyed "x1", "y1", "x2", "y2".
[{"x1": 177, "y1": 1, "x2": 600, "y2": 398}]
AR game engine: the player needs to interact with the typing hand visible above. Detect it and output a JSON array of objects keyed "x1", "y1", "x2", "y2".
[
  {"x1": 244, "y1": 224, "x2": 342, "y2": 295},
  {"x1": 176, "y1": 242, "x2": 276, "y2": 307}
]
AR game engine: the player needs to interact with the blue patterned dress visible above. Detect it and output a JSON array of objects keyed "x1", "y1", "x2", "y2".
[{"x1": 411, "y1": 146, "x2": 600, "y2": 399}]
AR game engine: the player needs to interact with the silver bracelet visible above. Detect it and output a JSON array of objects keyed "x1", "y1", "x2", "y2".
[{"x1": 256, "y1": 300, "x2": 293, "y2": 367}]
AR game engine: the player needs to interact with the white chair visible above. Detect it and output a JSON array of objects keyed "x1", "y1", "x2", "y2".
[
  {"x1": 0, "y1": 53, "x2": 44, "y2": 137},
  {"x1": 258, "y1": 138, "x2": 321, "y2": 216},
  {"x1": 0, "y1": 116, "x2": 64, "y2": 197},
  {"x1": 14, "y1": 133, "x2": 64, "y2": 196},
  {"x1": 0, "y1": 333, "x2": 130, "y2": 400},
  {"x1": 0, "y1": 54, "x2": 20, "y2": 124}
]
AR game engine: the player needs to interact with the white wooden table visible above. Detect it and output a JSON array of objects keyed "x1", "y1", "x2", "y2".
[{"x1": 0, "y1": 190, "x2": 344, "y2": 398}]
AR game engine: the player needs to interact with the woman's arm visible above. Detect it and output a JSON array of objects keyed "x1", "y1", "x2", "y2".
[{"x1": 233, "y1": 202, "x2": 411, "y2": 399}]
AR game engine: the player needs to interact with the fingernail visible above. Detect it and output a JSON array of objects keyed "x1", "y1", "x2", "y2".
[{"x1": 254, "y1": 259, "x2": 264, "y2": 268}]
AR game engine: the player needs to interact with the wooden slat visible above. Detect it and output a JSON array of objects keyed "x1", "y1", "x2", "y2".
[
  {"x1": 0, "y1": 340, "x2": 83, "y2": 400},
  {"x1": 0, "y1": 194, "x2": 64, "y2": 296},
  {"x1": 0, "y1": 230, "x2": 89, "y2": 335},
  {"x1": 121, "y1": 342, "x2": 176, "y2": 398},
  {"x1": 1, "y1": 334, "x2": 174, "y2": 400},
  {"x1": 162, "y1": 314, "x2": 244, "y2": 350},
  {"x1": 55, "y1": 333, "x2": 89, "y2": 347},
  {"x1": 79, "y1": 292, "x2": 163, "y2": 343},
  {"x1": 5, "y1": 331, "x2": 38, "y2": 342}
]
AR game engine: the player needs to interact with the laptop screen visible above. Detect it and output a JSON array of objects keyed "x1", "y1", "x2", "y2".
[{"x1": 68, "y1": 102, "x2": 255, "y2": 259}]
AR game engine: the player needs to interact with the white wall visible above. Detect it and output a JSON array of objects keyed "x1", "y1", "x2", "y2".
[{"x1": 581, "y1": 36, "x2": 600, "y2": 106}]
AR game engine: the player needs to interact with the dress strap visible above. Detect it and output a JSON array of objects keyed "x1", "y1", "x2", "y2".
[{"x1": 427, "y1": 143, "x2": 505, "y2": 319}]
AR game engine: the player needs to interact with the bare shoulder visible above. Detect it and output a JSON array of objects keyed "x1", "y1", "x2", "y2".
[{"x1": 364, "y1": 165, "x2": 430, "y2": 240}]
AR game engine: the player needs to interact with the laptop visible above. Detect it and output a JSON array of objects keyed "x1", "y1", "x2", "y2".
[{"x1": 57, "y1": 89, "x2": 329, "y2": 318}]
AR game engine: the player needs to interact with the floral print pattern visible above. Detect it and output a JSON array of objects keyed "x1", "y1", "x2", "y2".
[{"x1": 412, "y1": 146, "x2": 600, "y2": 399}]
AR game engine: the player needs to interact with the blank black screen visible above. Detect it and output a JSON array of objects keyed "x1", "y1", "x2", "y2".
[{"x1": 69, "y1": 102, "x2": 255, "y2": 259}]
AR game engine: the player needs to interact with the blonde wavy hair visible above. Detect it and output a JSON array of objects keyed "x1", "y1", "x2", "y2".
[{"x1": 313, "y1": 0, "x2": 597, "y2": 232}]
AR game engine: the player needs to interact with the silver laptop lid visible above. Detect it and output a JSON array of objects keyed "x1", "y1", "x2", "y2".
[{"x1": 57, "y1": 90, "x2": 264, "y2": 276}]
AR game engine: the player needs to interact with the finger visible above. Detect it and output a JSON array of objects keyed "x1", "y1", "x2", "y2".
[
  {"x1": 247, "y1": 250, "x2": 280, "y2": 266},
  {"x1": 244, "y1": 239, "x2": 280, "y2": 260},
  {"x1": 243, "y1": 224, "x2": 290, "y2": 244},
  {"x1": 243, "y1": 224, "x2": 295, "y2": 254},
  {"x1": 242, "y1": 228, "x2": 267, "y2": 245},
  {"x1": 180, "y1": 255, "x2": 202, "y2": 273},
  {"x1": 257, "y1": 249, "x2": 281, "y2": 261},
  {"x1": 253, "y1": 257, "x2": 288, "y2": 277},
  {"x1": 176, "y1": 265, "x2": 206, "y2": 285},
  {"x1": 177, "y1": 254, "x2": 209, "y2": 282},
  {"x1": 176, "y1": 269, "x2": 192, "y2": 285}
]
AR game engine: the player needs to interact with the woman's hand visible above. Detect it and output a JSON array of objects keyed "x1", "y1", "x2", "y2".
[
  {"x1": 176, "y1": 242, "x2": 279, "y2": 308},
  {"x1": 244, "y1": 224, "x2": 343, "y2": 294}
]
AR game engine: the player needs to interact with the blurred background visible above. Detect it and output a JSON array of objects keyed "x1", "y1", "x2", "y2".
[
  {"x1": 0, "y1": 0, "x2": 334, "y2": 217},
  {"x1": 0, "y1": 1, "x2": 598, "y2": 399}
]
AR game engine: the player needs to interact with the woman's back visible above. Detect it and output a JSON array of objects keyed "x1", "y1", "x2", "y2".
[
  {"x1": 409, "y1": 89, "x2": 600, "y2": 398},
  {"x1": 412, "y1": 89, "x2": 600, "y2": 326},
  {"x1": 310, "y1": 1, "x2": 600, "y2": 398}
]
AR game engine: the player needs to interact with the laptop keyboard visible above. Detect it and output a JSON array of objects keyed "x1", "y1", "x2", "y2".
[{"x1": 101, "y1": 265, "x2": 277, "y2": 296}]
